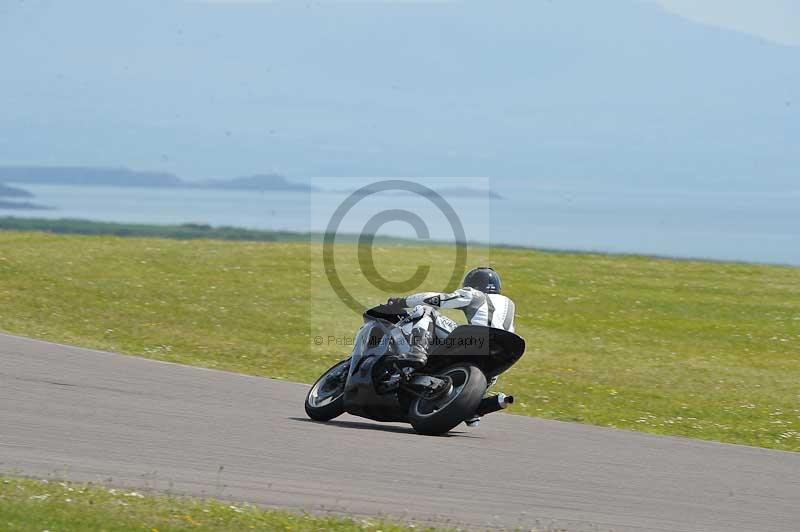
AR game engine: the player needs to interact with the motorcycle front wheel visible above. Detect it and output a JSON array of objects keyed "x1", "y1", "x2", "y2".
[
  {"x1": 305, "y1": 359, "x2": 350, "y2": 421},
  {"x1": 408, "y1": 364, "x2": 487, "y2": 435}
]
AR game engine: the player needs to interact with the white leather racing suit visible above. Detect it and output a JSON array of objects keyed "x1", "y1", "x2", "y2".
[{"x1": 397, "y1": 287, "x2": 516, "y2": 351}]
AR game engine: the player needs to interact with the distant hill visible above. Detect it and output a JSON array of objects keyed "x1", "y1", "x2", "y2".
[
  {"x1": 0, "y1": 166, "x2": 183, "y2": 187},
  {"x1": 0, "y1": 167, "x2": 505, "y2": 198},
  {"x1": 0, "y1": 183, "x2": 34, "y2": 198},
  {"x1": 342, "y1": 185, "x2": 504, "y2": 200},
  {"x1": 0, "y1": 200, "x2": 51, "y2": 210},
  {"x1": 0, "y1": 166, "x2": 319, "y2": 192},
  {"x1": 436, "y1": 187, "x2": 504, "y2": 200},
  {"x1": 197, "y1": 174, "x2": 318, "y2": 192}
]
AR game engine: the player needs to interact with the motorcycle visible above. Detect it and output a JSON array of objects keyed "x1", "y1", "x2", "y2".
[{"x1": 305, "y1": 304, "x2": 525, "y2": 435}]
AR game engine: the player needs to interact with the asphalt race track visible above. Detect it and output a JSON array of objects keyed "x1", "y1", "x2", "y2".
[{"x1": 1, "y1": 333, "x2": 798, "y2": 531}]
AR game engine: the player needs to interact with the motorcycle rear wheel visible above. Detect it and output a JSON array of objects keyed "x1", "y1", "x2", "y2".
[
  {"x1": 408, "y1": 364, "x2": 486, "y2": 435},
  {"x1": 305, "y1": 359, "x2": 349, "y2": 421}
]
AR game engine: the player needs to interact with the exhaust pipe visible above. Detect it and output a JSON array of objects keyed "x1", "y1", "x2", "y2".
[{"x1": 476, "y1": 393, "x2": 514, "y2": 416}]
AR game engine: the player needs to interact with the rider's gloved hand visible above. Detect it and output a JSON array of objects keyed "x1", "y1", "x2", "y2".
[{"x1": 386, "y1": 297, "x2": 406, "y2": 309}]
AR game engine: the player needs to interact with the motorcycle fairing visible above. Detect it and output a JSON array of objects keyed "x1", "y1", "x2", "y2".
[
  {"x1": 426, "y1": 325, "x2": 525, "y2": 380},
  {"x1": 343, "y1": 320, "x2": 407, "y2": 423}
]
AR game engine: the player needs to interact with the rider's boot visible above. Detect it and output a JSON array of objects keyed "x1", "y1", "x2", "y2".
[
  {"x1": 465, "y1": 416, "x2": 481, "y2": 427},
  {"x1": 465, "y1": 376, "x2": 498, "y2": 427},
  {"x1": 391, "y1": 327, "x2": 429, "y2": 370}
]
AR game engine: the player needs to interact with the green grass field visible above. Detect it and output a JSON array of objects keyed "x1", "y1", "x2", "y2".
[
  {"x1": 0, "y1": 476, "x2": 428, "y2": 532},
  {"x1": 1, "y1": 231, "x2": 799, "y2": 451}
]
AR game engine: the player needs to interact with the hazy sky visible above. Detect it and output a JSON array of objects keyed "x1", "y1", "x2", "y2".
[
  {"x1": 657, "y1": 0, "x2": 800, "y2": 46},
  {"x1": 1, "y1": 0, "x2": 798, "y2": 188},
  {"x1": 195, "y1": 0, "x2": 800, "y2": 48}
]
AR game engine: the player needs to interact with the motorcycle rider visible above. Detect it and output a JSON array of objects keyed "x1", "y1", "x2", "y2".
[{"x1": 386, "y1": 267, "x2": 515, "y2": 370}]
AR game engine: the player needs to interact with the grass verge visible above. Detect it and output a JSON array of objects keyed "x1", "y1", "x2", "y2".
[
  {"x1": 0, "y1": 476, "x2": 428, "y2": 532},
  {"x1": 0, "y1": 231, "x2": 798, "y2": 451}
]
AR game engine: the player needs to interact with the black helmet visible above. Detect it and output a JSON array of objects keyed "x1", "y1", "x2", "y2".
[{"x1": 463, "y1": 267, "x2": 501, "y2": 294}]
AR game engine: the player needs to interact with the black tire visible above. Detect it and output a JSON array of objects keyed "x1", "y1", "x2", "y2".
[
  {"x1": 408, "y1": 364, "x2": 487, "y2": 436},
  {"x1": 305, "y1": 359, "x2": 350, "y2": 422}
]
